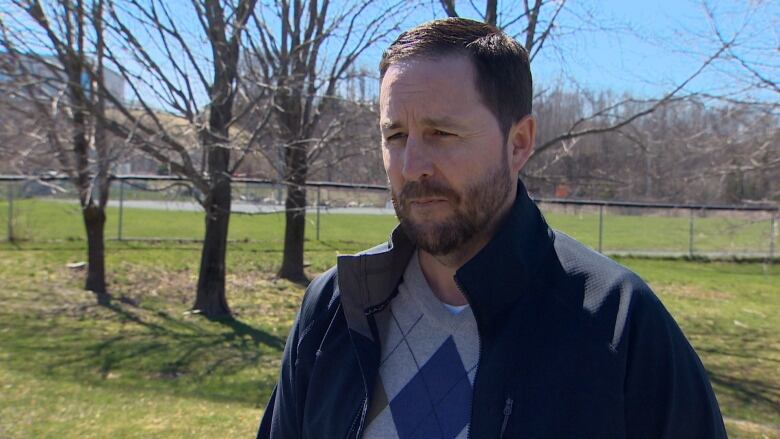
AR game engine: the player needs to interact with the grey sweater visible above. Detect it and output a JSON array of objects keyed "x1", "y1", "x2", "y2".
[{"x1": 363, "y1": 251, "x2": 480, "y2": 439}]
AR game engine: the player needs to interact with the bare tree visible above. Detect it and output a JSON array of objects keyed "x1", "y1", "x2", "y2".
[
  {"x1": 698, "y1": 0, "x2": 780, "y2": 199},
  {"x1": 93, "y1": 0, "x2": 262, "y2": 318},
  {"x1": 1, "y1": 0, "x2": 114, "y2": 304},
  {"x1": 244, "y1": 0, "x2": 408, "y2": 281},
  {"x1": 248, "y1": 0, "x2": 776, "y2": 205},
  {"x1": 517, "y1": 85, "x2": 779, "y2": 204},
  {"x1": 439, "y1": 0, "x2": 565, "y2": 58},
  {"x1": 433, "y1": 0, "x2": 752, "y2": 193},
  {"x1": 701, "y1": 1, "x2": 779, "y2": 101}
]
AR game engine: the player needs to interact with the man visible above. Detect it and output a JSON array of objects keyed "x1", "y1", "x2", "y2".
[{"x1": 259, "y1": 18, "x2": 726, "y2": 439}]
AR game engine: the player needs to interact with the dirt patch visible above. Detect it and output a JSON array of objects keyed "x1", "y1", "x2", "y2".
[
  {"x1": 227, "y1": 272, "x2": 303, "y2": 321},
  {"x1": 112, "y1": 264, "x2": 196, "y2": 304}
]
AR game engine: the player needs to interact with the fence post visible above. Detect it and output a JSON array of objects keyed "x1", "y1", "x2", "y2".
[
  {"x1": 688, "y1": 209, "x2": 695, "y2": 258},
  {"x1": 6, "y1": 181, "x2": 13, "y2": 242},
  {"x1": 117, "y1": 179, "x2": 125, "y2": 241},
  {"x1": 316, "y1": 186, "x2": 321, "y2": 241},
  {"x1": 598, "y1": 204, "x2": 604, "y2": 253},
  {"x1": 770, "y1": 213, "x2": 777, "y2": 259}
]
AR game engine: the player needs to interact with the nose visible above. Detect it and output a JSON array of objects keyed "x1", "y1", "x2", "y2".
[{"x1": 402, "y1": 135, "x2": 434, "y2": 181}]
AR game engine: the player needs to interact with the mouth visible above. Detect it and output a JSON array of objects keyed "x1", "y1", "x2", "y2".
[{"x1": 408, "y1": 198, "x2": 448, "y2": 207}]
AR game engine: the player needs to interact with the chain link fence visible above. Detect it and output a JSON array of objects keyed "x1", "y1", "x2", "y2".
[{"x1": 1, "y1": 175, "x2": 777, "y2": 259}]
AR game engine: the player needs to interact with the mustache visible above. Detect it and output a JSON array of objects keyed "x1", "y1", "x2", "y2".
[{"x1": 398, "y1": 180, "x2": 460, "y2": 204}]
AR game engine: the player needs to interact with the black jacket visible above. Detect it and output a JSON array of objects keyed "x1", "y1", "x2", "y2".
[{"x1": 258, "y1": 182, "x2": 727, "y2": 438}]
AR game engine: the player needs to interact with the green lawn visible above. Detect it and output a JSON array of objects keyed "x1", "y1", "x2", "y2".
[
  {"x1": 0, "y1": 202, "x2": 779, "y2": 438},
  {"x1": 1, "y1": 198, "x2": 776, "y2": 256},
  {"x1": 0, "y1": 242, "x2": 295, "y2": 438}
]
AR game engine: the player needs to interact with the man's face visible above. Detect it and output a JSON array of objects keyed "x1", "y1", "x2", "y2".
[{"x1": 379, "y1": 55, "x2": 515, "y2": 255}]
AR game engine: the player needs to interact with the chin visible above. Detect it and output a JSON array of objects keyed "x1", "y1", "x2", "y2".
[{"x1": 401, "y1": 219, "x2": 467, "y2": 256}]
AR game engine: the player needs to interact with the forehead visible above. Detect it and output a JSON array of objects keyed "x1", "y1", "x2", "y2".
[{"x1": 379, "y1": 55, "x2": 486, "y2": 123}]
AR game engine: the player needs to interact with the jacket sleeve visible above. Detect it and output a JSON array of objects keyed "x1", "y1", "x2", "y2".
[
  {"x1": 257, "y1": 269, "x2": 338, "y2": 439},
  {"x1": 622, "y1": 282, "x2": 727, "y2": 438}
]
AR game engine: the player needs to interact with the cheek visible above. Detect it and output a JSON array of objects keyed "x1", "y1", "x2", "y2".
[
  {"x1": 443, "y1": 148, "x2": 501, "y2": 187},
  {"x1": 381, "y1": 146, "x2": 391, "y2": 169},
  {"x1": 382, "y1": 147, "x2": 403, "y2": 178}
]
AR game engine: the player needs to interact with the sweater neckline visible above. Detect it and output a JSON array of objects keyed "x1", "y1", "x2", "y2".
[{"x1": 398, "y1": 250, "x2": 475, "y2": 332}]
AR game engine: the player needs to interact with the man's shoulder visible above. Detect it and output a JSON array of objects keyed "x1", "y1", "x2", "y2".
[
  {"x1": 296, "y1": 266, "x2": 340, "y2": 333},
  {"x1": 548, "y1": 230, "x2": 667, "y2": 349},
  {"x1": 551, "y1": 230, "x2": 651, "y2": 295}
]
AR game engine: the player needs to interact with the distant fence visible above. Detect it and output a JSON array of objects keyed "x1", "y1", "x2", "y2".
[{"x1": 1, "y1": 174, "x2": 777, "y2": 259}]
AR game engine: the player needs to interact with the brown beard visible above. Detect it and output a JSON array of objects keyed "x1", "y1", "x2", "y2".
[{"x1": 392, "y1": 158, "x2": 512, "y2": 256}]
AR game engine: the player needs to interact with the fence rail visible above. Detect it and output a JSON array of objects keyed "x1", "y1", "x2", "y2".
[{"x1": 1, "y1": 174, "x2": 777, "y2": 259}]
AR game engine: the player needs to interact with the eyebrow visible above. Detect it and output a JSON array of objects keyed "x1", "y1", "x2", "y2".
[
  {"x1": 380, "y1": 121, "x2": 402, "y2": 131},
  {"x1": 380, "y1": 116, "x2": 465, "y2": 131}
]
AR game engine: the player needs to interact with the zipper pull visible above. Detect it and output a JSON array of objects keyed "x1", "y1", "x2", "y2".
[{"x1": 499, "y1": 396, "x2": 514, "y2": 438}]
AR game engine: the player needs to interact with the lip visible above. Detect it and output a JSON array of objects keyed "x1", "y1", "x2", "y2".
[
  {"x1": 409, "y1": 198, "x2": 448, "y2": 205},
  {"x1": 407, "y1": 198, "x2": 449, "y2": 209}
]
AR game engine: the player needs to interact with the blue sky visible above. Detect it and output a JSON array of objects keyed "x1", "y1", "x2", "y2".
[
  {"x1": 364, "y1": 0, "x2": 779, "y2": 101},
  {"x1": 6, "y1": 0, "x2": 773, "y2": 106}
]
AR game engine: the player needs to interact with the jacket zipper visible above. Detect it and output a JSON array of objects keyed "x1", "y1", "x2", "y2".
[
  {"x1": 499, "y1": 396, "x2": 514, "y2": 438},
  {"x1": 345, "y1": 396, "x2": 367, "y2": 439},
  {"x1": 456, "y1": 277, "x2": 482, "y2": 439}
]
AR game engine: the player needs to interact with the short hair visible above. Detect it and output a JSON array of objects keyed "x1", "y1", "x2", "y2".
[{"x1": 380, "y1": 18, "x2": 532, "y2": 136}]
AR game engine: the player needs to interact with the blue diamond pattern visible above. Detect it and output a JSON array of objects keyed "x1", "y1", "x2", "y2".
[{"x1": 389, "y1": 336, "x2": 472, "y2": 439}]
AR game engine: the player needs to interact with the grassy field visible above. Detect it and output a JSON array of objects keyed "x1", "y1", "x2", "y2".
[
  {"x1": 1, "y1": 198, "x2": 776, "y2": 255},
  {"x1": 0, "y1": 202, "x2": 779, "y2": 438}
]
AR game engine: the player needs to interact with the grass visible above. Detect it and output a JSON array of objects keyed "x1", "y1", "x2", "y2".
[
  {"x1": 1, "y1": 198, "x2": 777, "y2": 256},
  {"x1": 0, "y1": 203, "x2": 778, "y2": 438},
  {"x1": 0, "y1": 243, "x2": 298, "y2": 438},
  {"x1": 0, "y1": 198, "x2": 400, "y2": 246},
  {"x1": 620, "y1": 259, "x2": 780, "y2": 429}
]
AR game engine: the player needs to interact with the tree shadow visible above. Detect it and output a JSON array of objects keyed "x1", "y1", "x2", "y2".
[
  {"x1": 684, "y1": 326, "x2": 780, "y2": 421},
  {"x1": 100, "y1": 296, "x2": 169, "y2": 333},
  {"x1": 208, "y1": 315, "x2": 285, "y2": 350},
  {"x1": 709, "y1": 371, "x2": 780, "y2": 414},
  {"x1": 25, "y1": 296, "x2": 286, "y2": 406}
]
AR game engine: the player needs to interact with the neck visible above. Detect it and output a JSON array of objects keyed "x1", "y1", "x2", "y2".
[{"x1": 418, "y1": 187, "x2": 516, "y2": 306}]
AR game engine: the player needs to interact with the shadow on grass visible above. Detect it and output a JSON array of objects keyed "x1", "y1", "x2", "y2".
[
  {"x1": 4, "y1": 295, "x2": 286, "y2": 407},
  {"x1": 686, "y1": 327, "x2": 780, "y2": 424},
  {"x1": 708, "y1": 372, "x2": 780, "y2": 415},
  {"x1": 210, "y1": 316, "x2": 285, "y2": 351}
]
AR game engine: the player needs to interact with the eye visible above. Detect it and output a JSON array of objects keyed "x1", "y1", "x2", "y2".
[
  {"x1": 433, "y1": 129, "x2": 454, "y2": 136},
  {"x1": 386, "y1": 133, "x2": 407, "y2": 142}
]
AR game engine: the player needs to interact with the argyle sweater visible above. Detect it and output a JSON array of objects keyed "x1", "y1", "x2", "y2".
[{"x1": 362, "y1": 251, "x2": 480, "y2": 439}]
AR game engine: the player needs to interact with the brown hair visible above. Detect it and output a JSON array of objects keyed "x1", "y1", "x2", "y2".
[{"x1": 379, "y1": 18, "x2": 532, "y2": 136}]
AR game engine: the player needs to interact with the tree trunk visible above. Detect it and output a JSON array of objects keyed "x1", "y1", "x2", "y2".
[
  {"x1": 194, "y1": 178, "x2": 232, "y2": 318},
  {"x1": 279, "y1": 145, "x2": 308, "y2": 283},
  {"x1": 485, "y1": 0, "x2": 497, "y2": 25},
  {"x1": 83, "y1": 204, "x2": 110, "y2": 305}
]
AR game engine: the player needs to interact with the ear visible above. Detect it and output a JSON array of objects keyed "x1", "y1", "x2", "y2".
[{"x1": 506, "y1": 115, "x2": 535, "y2": 175}]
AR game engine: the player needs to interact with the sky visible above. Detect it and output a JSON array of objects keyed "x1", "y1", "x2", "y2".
[
  {"x1": 4, "y1": 0, "x2": 774, "y2": 107},
  {"x1": 360, "y1": 0, "x2": 779, "y2": 102}
]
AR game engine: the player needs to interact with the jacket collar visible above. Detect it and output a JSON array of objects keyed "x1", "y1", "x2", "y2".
[
  {"x1": 455, "y1": 179, "x2": 556, "y2": 326},
  {"x1": 337, "y1": 179, "x2": 555, "y2": 339}
]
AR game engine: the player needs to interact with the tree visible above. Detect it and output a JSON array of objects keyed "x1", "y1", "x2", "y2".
[
  {"x1": 95, "y1": 0, "x2": 262, "y2": 317},
  {"x1": 244, "y1": 0, "x2": 408, "y2": 281},
  {"x1": 437, "y1": 1, "x2": 731, "y2": 167},
  {"x1": 1, "y1": 0, "x2": 114, "y2": 304},
  {"x1": 698, "y1": 0, "x2": 780, "y2": 200}
]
